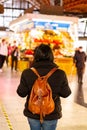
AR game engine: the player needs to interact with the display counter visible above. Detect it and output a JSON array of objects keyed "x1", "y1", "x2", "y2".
[
  {"x1": 18, "y1": 55, "x2": 33, "y2": 71},
  {"x1": 18, "y1": 60, "x2": 29, "y2": 71},
  {"x1": 18, "y1": 57, "x2": 76, "y2": 75},
  {"x1": 54, "y1": 57, "x2": 76, "y2": 75}
]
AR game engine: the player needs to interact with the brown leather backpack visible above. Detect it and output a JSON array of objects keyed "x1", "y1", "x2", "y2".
[{"x1": 28, "y1": 67, "x2": 57, "y2": 122}]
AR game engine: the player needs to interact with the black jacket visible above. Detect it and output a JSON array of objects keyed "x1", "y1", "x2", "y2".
[
  {"x1": 17, "y1": 61, "x2": 71, "y2": 120},
  {"x1": 73, "y1": 50, "x2": 86, "y2": 68}
]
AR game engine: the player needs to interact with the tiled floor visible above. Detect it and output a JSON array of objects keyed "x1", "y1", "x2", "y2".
[{"x1": 0, "y1": 64, "x2": 87, "y2": 130}]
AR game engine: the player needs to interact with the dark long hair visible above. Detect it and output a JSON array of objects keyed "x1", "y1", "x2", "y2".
[{"x1": 33, "y1": 44, "x2": 54, "y2": 63}]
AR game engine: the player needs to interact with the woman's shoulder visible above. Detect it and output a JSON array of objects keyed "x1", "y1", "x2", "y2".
[
  {"x1": 56, "y1": 67, "x2": 65, "y2": 73},
  {"x1": 54, "y1": 68, "x2": 66, "y2": 77},
  {"x1": 22, "y1": 68, "x2": 32, "y2": 74}
]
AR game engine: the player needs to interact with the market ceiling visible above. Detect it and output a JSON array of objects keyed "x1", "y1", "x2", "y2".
[
  {"x1": 0, "y1": 0, "x2": 87, "y2": 17},
  {"x1": 26, "y1": 0, "x2": 87, "y2": 17},
  {"x1": 0, "y1": 0, "x2": 87, "y2": 37}
]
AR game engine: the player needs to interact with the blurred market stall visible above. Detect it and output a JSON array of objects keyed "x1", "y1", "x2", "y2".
[{"x1": 9, "y1": 13, "x2": 78, "y2": 74}]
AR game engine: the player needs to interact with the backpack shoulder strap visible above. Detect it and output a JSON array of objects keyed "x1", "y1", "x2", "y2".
[
  {"x1": 31, "y1": 67, "x2": 57, "y2": 79},
  {"x1": 31, "y1": 67, "x2": 40, "y2": 77},
  {"x1": 46, "y1": 67, "x2": 57, "y2": 79}
]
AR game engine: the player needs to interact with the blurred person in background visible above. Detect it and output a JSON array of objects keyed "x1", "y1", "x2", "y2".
[
  {"x1": 12, "y1": 40, "x2": 17, "y2": 51},
  {"x1": 6, "y1": 43, "x2": 12, "y2": 67},
  {"x1": 0, "y1": 39, "x2": 8, "y2": 72},
  {"x1": 11, "y1": 47, "x2": 19, "y2": 72},
  {"x1": 73, "y1": 46, "x2": 86, "y2": 84}
]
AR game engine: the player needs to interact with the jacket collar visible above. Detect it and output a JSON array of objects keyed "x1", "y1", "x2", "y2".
[{"x1": 32, "y1": 61, "x2": 58, "y2": 69}]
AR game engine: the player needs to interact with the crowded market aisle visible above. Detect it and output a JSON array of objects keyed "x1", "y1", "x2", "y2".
[{"x1": 0, "y1": 65, "x2": 87, "y2": 130}]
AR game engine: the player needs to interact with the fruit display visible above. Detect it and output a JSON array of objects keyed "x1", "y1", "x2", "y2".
[
  {"x1": 18, "y1": 26, "x2": 75, "y2": 58},
  {"x1": 28, "y1": 29, "x2": 75, "y2": 57}
]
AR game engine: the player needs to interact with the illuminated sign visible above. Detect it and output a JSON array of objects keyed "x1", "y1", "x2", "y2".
[{"x1": 33, "y1": 20, "x2": 70, "y2": 30}]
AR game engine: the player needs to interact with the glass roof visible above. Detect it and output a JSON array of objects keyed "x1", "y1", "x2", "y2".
[{"x1": 0, "y1": 0, "x2": 29, "y2": 28}]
